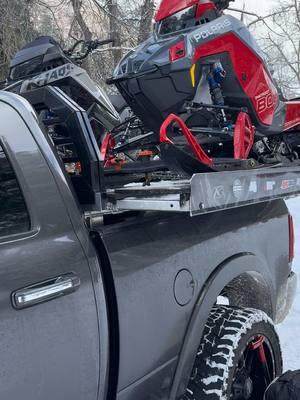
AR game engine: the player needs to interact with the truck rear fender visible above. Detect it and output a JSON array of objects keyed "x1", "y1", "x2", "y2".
[{"x1": 169, "y1": 252, "x2": 274, "y2": 400}]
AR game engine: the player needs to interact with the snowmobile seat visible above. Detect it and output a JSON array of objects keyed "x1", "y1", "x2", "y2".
[{"x1": 109, "y1": 94, "x2": 128, "y2": 114}]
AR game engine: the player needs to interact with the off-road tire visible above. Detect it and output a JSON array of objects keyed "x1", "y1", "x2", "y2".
[{"x1": 182, "y1": 306, "x2": 282, "y2": 400}]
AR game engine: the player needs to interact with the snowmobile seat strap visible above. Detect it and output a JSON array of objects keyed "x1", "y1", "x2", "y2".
[{"x1": 160, "y1": 114, "x2": 214, "y2": 167}]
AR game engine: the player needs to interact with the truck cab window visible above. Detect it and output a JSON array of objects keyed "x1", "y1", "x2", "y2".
[{"x1": 0, "y1": 144, "x2": 30, "y2": 237}]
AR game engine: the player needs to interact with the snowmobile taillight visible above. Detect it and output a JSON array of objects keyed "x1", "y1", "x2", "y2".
[
  {"x1": 289, "y1": 214, "x2": 295, "y2": 263},
  {"x1": 169, "y1": 41, "x2": 186, "y2": 62}
]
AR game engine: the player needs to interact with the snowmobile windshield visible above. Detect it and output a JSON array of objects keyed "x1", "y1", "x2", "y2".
[
  {"x1": 155, "y1": 5, "x2": 197, "y2": 36},
  {"x1": 9, "y1": 56, "x2": 44, "y2": 81}
]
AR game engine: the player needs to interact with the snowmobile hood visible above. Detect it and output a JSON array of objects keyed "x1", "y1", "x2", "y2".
[
  {"x1": 113, "y1": 15, "x2": 239, "y2": 80},
  {"x1": 155, "y1": 0, "x2": 216, "y2": 22},
  {"x1": 111, "y1": 14, "x2": 265, "y2": 132},
  {"x1": 113, "y1": 14, "x2": 264, "y2": 81},
  {"x1": 113, "y1": 35, "x2": 188, "y2": 79}
]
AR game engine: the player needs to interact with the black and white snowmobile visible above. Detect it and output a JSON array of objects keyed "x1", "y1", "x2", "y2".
[
  {"x1": 3, "y1": 36, "x2": 120, "y2": 138},
  {"x1": 2, "y1": 36, "x2": 167, "y2": 186}
]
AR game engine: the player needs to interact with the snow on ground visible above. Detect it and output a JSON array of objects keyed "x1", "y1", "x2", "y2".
[{"x1": 277, "y1": 199, "x2": 300, "y2": 371}]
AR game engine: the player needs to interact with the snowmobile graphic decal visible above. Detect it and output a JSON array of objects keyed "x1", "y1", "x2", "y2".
[
  {"x1": 22, "y1": 63, "x2": 76, "y2": 89},
  {"x1": 193, "y1": 18, "x2": 232, "y2": 42}
]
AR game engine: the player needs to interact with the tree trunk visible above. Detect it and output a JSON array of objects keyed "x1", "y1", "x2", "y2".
[
  {"x1": 138, "y1": 0, "x2": 155, "y2": 44},
  {"x1": 107, "y1": 0, "x2": 122, "y2": 66},
  {"x1": 0, "y1": 0, "x2": 34, "y2": 80},
  {"x1": 69, "y1": 0, "x2": 93, "y2": 72},
  {"x1": 70, "y1": 0, "x2": 92, "y2": 41}
]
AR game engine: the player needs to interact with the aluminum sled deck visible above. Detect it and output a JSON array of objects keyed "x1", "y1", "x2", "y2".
[{"x1": 106, "y1": 166, "x2": 300, "y2": 216}]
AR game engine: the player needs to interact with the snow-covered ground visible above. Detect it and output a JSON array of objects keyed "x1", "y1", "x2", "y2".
[{"x1": 277, "y1": 199, "x2": 300, "y2": 371}]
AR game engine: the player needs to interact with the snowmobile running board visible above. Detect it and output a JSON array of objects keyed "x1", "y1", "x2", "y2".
[{"x1": 106, "y1": 166, "x2": 300, "y2": 217}]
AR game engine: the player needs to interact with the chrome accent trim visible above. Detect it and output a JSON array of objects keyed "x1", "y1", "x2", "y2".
[{"x1": 12, "y1": 273, "x2": 80, "y2": 309}]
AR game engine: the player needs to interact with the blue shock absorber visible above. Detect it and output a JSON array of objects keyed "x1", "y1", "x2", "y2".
[
  {"x1": 207, "y1": 62, "x2": 226, "y2": 106},
  {"x1": 207, "y1": 62, "x2": 227, "y2": 123}
]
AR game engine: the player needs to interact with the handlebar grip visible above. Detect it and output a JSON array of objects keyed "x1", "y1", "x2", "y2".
[{"x1": 94, "y1": 38, "x2": 115, "y2": 47}]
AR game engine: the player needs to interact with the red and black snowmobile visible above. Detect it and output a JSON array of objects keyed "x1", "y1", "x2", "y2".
[{"x1": 111, "y1": 0, "x2": 300, "y2": 175}]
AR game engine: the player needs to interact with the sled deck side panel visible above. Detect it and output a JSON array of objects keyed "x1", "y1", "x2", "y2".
[
  {"x1": 189, "y1": 167, "x2": 300, "y2": 216},
  {"x1": 106, "y1": 166, "x2": 300, "y2": 216}
]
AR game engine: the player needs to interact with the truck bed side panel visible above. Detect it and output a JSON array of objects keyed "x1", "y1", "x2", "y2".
[{"x1": 102, "y1": 200, "x2": 289, "y2": 399}]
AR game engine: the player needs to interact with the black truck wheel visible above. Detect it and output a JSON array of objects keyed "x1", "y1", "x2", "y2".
[{"x1": 183, "y1": 306, "x2": 282, "y2": 400}]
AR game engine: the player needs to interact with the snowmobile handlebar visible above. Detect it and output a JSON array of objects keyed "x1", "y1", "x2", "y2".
[{"x1": 65, "y1": 38, "x2": 115, "y2": 61}]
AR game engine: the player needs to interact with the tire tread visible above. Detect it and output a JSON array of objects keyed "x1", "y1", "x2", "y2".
[{"x1": 182, "y1": 305, "x2": 281, "y2": 400}]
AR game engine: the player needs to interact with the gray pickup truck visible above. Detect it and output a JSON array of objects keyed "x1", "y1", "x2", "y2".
[{"x1": 0, "y1": 91, "x2": 297, "y2": 400}]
